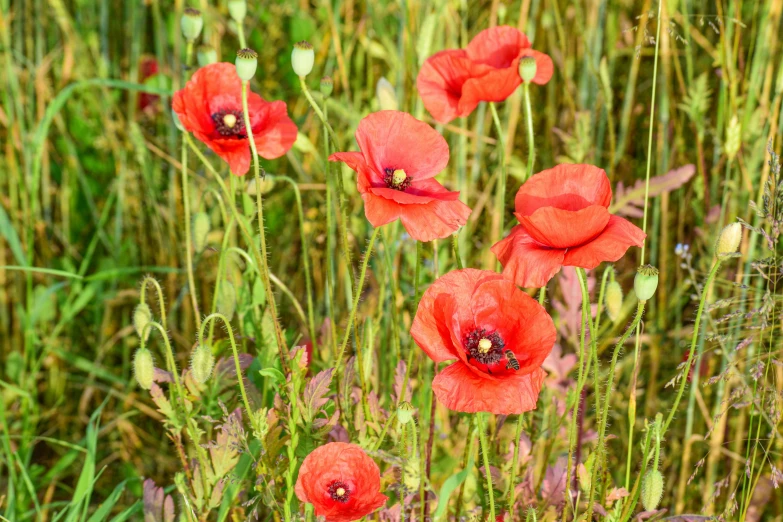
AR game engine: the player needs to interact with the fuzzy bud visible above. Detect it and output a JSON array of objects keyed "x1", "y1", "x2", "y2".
[
  {"x1": 376, "y1": 77, "x2": 398, "y2": 111},
  {"x1": 217, "y1": 280, "x2": 237, "y2": 321},
  {"x1": 134, "y1": 348, "x2": 155, "y2": 390},
  {"x1": 320, "y1": 76, "x2": 334, "y2": 97},
  {"x1": 634, "y1": 265, "x2": 659, "y2": 302},
  {"x1": 725, "y1": 115, "x2": 741, "y2": 161},
  {"x1": 197, "y1": 45, "x2": 217, "y2": 66},
  {"x1": 227, "y1": 0, "x2": 247, "y2": 22},
  {"x1": 716, "y1": 222, "x2": 742, "y2": 257},
  {"x1": 291, "y1": 41, "x2": 315, "y2": 77},
  {"x1": 397, "y1": 401, "x2": 416, "y2": 424},
  {"x1": 133, "y1": 303, "x2": 153, "y2": 340},
  {"x1": 605, "y1": 281, "x2": 623, "y2": 323},
  {"x1": 180, "y1": 8, "x2": 204, "y2": 42},
  {"x1": 192, "y1": 212, "x2": 210, "y2": 253},
  {"x1": 519, "y1": 56, "x2": 538, "y2": 83},
  {"x1": 235, "y1": 48, "x2": 258, "y2": 81},
  {"x1": 190, "y1": 343, "x2": 215, "y2": 384},
  {"x1": 641, "y1": 469, "x2": 664, "y2": 511}
]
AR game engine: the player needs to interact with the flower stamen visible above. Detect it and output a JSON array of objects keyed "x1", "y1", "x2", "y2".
[
  {"x1": 212, "y1": 109, "x2": 247, "y2": 139},
  {"x1": 383, "y1": 167, "x2": 412, "y2": 191},
  {"x1": 327, "y1": 480, "x2": 351, "y2": 503},
  {"x1": 464, "y1": 329, "x2": 505, "y2": 367}
]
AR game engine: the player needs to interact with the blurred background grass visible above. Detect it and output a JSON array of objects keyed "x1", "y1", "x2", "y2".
[{"x1": 1, "y1": 0, "x2": 782, "y2": 520}]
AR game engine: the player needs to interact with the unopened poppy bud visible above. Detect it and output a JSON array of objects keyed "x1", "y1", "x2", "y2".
[
  {"x1": 133, "y1": 303, "x2": 153, "y2": 340},
  {"x1": 217, "y1": 280, "x2": 237, "y2": 321},
  {"x1": 376, "y1": 77, "x2": 398, "y2": 111},
  {"x1": 227, "y1": 0, "x2": 247, "y2": 22},
  {"x1": 397, "y1": 401, "x2": 416, "y2": 424},
  {"x1": 235, "y1": 48, "x2": 258, "y2": 81},
  {"x1": 291, "y1": 41, "x2": 315, "y2": 77},
  {"x1": 171, "y1": 109, "x2": 185, "y2": 132},
  {"x1": 634, "y1": 265, "x2": 659, "y2": 302},
  {"x1": 320, "y1": 76, "x2": 334, "y2": 97},
  {"x1": 605, "y1": 281, "x2": 623, "y2": 323},
  {"x1": 197, "y1": 45, "x2": 217, "y2": 66},
  {"x1": 519, "y1": 56, "x2": 538, "y2": 83},
  {"x1": 716, "y1": 222, "x2": 742, "y2": 257},
  {"x1": 725, "y1": 115, "x2": 741, "y2": 161},
  {"x1": 181, "y1": 8, "x2": 204, "y2": 42},
  {"x1": 190, "y1": 343, "x2": 215, "y2": 384},
  {"x1": 134, "y1": 347, "x2": 155, "y2": 390},
  {"x1": 192, "y1": 212, "x2": 210, "y2": 253},
  {"x1": 497, "y1": 3, "x2": 508, "y2": 24},
  {"x1": 641, "y1": 469, "x2": 664, "y2": 511}
]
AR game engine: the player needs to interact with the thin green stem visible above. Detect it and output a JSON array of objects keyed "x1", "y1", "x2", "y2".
[
  {"x1": 140, "y1": 275, "x2": 168, "y2": 330},
  {"x1": 489, "y1": 102, "x2": 508, "y2": 246},
  {"x1": 506, "y1": 414, "x2": 524, "y2": 514},
  {"x1": 399, "y1": 421, "x2": 408, "y2": 522},
  {"x1": 299, "y1": 76, "x2": 338, "y2": 143},
  {"x1": 180, "y1": 134, "x2": 201, "y2": 330},
  {"x1": 522, "y1": 83, "x2": 535, "y2": 180},
  {"x1": 477, "y1": 412, "x2": 496, "y2": 520}
]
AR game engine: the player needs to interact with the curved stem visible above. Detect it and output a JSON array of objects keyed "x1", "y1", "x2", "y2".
[
  {"x1": 477, "y1": 412, "x2": 496, "y2": 520},
  {"x1": 299, "y1": 76, "x2": 338, "y2": 143},
  {"x1": 522, "y1": 83, "x2": 535, "y2": 180},
  {"x1": 140, "y1": 276, "x2": 168, "y2": 330}
]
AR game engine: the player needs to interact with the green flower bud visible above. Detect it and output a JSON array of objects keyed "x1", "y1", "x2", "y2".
[
  {"x1": 519, "y1": 56, "x2": 538, "y2": 83},
  {"x1": 397, "y1": 401, "x2": 416, "y2": 424},
  {"x1": 133, "y1": 303, "x2": 153, "y2": 340},
  {"x1": 172, "y1": 109, "x2": 185, "y2": 132},
  {"x1": 227, "y1": 0, "x2": 247, "y2": 22},
  {"x1": 605, "y1": 280, "x2": 623, "y2": 323},
  {"x1": 376, "y1": 77, "x2": 398, "y2": 111},
  {"x1": 641, "y1": 469, "x2": 664, "y2": 511},
  {"x1": 716, "y1": 222, "x2": 742, "y2": 257},
  {"x1": 291, "y1": 41, "x2": 315, "y2": 77},
  {"x1": 190, "y1": 343, "x2": 215, "y2": 384},
  {"x1": 217, "y1": 280, "x2": 237, "y2": 321},
  {"x1": 725, "y1": 115, "x2": 741, "y2": 161},
  {"x1": 192, "y1": 212, "x2": 210, "y2": 253},
  {"x1": 235, "y1": 48, "x2": 258, "y2": 81},
  {"x1": 180, "y1": 8, "x2": 204, "y2": 42},
  {"x1": 497, "y1": 3, "x2": 508, "y2": 24},
  {"x1": 320, "y1": 75, "x2": 334, "y2": 97},
  {"x1": 634, "y1": 265, "x2": 659, "y2": 302},
  {"x1": 134, "y1": 347, "x2": 155, "y2": 390},
  {"x1": 197, "y1": 45, "x2": 217, "y2": 66}
]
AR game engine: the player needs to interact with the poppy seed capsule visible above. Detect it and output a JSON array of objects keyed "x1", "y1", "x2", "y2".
[
  {"x1": 180, "y1": 8, "x2": 204, "y2": 42},
  {"x1": 320, "y1": 76, "x2": 334, "y2": 97},
  {"x1": 235, "y1": 48, "x2": 258, "y2": 81},
  {"x1": 133, "y1": 303, "x2": 153, "y2": 340},
  {"x1": 217, "y1": 280, "x2": 237, "y2": 321},
  {"x1": 397, "y1": 401, "x2": 416, "y2": 424},
  {"x1": 190, "y1": 343, "x2": 215, "y2": 384},
  {"x1": 197, "y1": 45, "x2": 217, "y2": 66},
  {"x1": 227, "y1": 0, "x2": 247, "y2": 22},
  {"x1": 192, "y1": 212, "x2": 210, "y2": 253},
  {"x1": 716, "y1": 222, "x2": 742, "y2": 257},
  {"x1": 291, "y1": 41, "x2": 315, "y2": 77},
  {"x1": 134, "y1": 348, "x2": 155, "y2": 390},
  {"x1": 519, "y1": 56, "x2": 538, "y2": 83},
  {"x1": 641, "y1": 469, "x2": 664, "y2": 511},
  {"x1": 605, "y1": 280, "x2": 623, "y2": 323},
  {"x1": 634, "y1": 265, "x2": 659, "y2": 302}
]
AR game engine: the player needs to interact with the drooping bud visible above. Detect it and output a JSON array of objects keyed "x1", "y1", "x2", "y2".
[
  {"x1": 133, "y1": 303, "x2": 153, "y2": 341},
  {"x1": 190, "y1": 343, "x2": 215, "y2": 384},
  {"x1": 180, "y1": 8, "x2": 204, "y2": 42},
  {"x1": 227, "y1": 0, "x2": 247, "y2": 22},
  {"x1": 605, "y1": 280, "x2": 623, "y2": 323},
  {"x1": 519, "y1": 56, "x2": 538, "y2": 83},
  {"x1": 235, "y1": 48, "x2": 258, "y2": 81},
  {"x1": 217, "y1": 280, "x2": 237, "y2": 321},
  {"x1": 197, "y1": 45, "x2": 217, "y2": 66},
  {"x1": 634, "y1": 265, "x2": 659, "y2": 302},
  {"x1": 376, "y1": 77, "x2": 398, "y2": 111},
  {"x1": 716, "y1": 222, "x2": 742, "y2": 257},
  {"x1": 134, "y1": 348, "x2": 155, "y2": 390},
  {"x1": 397, "y1": 401, "x2": 416, "y2": 424},
  {"x1": 291, "y1": 41, "x2": 315, "y2": 77},
  {"x1": 320, "y1": 76, "x2": 334, "y2": 97},
  {"x1": 641, "y1": 469, "x2": 664, "y2": 511},
  {"x1": 192, "y1": 212, "x2": 210, "y2": 253},
  {"x1": 172, "y1": 109, "x2": 185, "y2": 132}
]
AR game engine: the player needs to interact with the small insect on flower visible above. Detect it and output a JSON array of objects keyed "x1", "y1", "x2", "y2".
[{"x1": 504, "y1": 350, "x2": 520, "y2": 371}]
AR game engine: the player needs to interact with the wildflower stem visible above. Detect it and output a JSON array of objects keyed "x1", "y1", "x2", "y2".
[
  {"x1": 452, "y1": 233, "x2": 463, "y2": 269},
  {"x1": 489, "y1": 102, "x2": 508, "y2": 252},
  {"x1": 180, "y1": 134, "x2": 202, "y2": 331},
  {"x1": 240, "y1": 81, "x2": 289, "y2": 362},
  {"x1": 299, "y1": 76, "x2": 338, "y2": 143},
  {"x1": 399, "y1": 420, "x2": 408, "y2": 522},
  {"x1": 139, "y1": 276, "x2": 168, "y2": 329},
  {"x1": 477, "y1": 412, "x2": 496, "y2": 519},
  {"x1": 506, "y1": 413, "x2": 524, "y2": 515},
  {"x1": 522, "y1": 83, "x2": 535, "y2": 179}
]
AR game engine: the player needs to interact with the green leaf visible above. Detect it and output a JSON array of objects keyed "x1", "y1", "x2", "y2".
[
  {"x1": 0, "y1": 204, "x2": 27, "y2": 266},
  {"x1": 259, "y1": 367, "x2": 286, "y2": 385},
  {"x1": 432, "y1": 441, "x2": 475, "y2": 521}
]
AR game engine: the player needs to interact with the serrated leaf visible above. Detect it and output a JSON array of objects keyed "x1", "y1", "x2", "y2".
[
  {"x1": 303, "y1": 368, "x2": 334, "y2": 422},
  {"x1": 610, "y1": 164, "x2": 696, "y2": 217}
]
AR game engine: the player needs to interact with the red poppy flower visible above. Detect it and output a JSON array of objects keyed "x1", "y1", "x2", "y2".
[
  {"x1": 410, "y1": 269, "x2": 556, "y2": 414},
  {"x1": 491, "y1": 164, "x2": 647, "y2": 288},
  {"x1": 329, "y1": 111, "x2": 471, "y2": 241},
  {"x1": 295, "y1": 442, "x2": 388, "y2": 522},
  {"x1": 172, "y1": 62, "x2": 297, "y2": 176},
  {"x1": 138, "y1": 56, "x2": 160, "y2": 113}
]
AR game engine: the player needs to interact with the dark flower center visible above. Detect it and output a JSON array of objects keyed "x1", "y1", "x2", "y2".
[
  {"x1": 383, "y1": 167, "x2": 412, "y2": 191},
  {"x1": 327, "y1": 480, "x2": 351, "y2": 503},
  {"x1": 464, "y1": 328, "x2": 505, "y2": 367},
  {"x1": 211, "y1": 109, "x2": 247, "y2": 139}
]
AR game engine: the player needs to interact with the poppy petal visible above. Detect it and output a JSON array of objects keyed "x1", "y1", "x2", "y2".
[
  {"x1": 399, "y1": 197, "x2": 472, "y2": 242},
  {"x1": 249, "y1": 99, "x2": 298, "y2": 159},
  {"x1": 465, "y1": 26, "x2": 531, "y2": 68},
  {"x1": 433, "y1": 362, "x2": 546, "y2": 414},
  {"x1": 520, "y1": 49, "x2": 554, "y2": 85},
  {"x1": 355, "y1": 111, "x2": 449, "y2": 181},
  {"x1": 460, "y1": 67, "x2": 522, "y2": 108},
  {"x1": 360, "y1": 192, "x2": 401, "y2": 228},
  {"x1": 417, "y1": 49, "x2": 482, "y2": 124},
  {"x1": 491, "y1": 225, "x2": 566, "y2": 288},
  {"x1": 515, "y1": 164, "x2": 613, "y2": 216},
  {"x1": 563, "y1": 215, "x2": 646, "y2": 269},
  {"x1": 518, "y1": 205, "x2": 611, "y2": 249}
]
